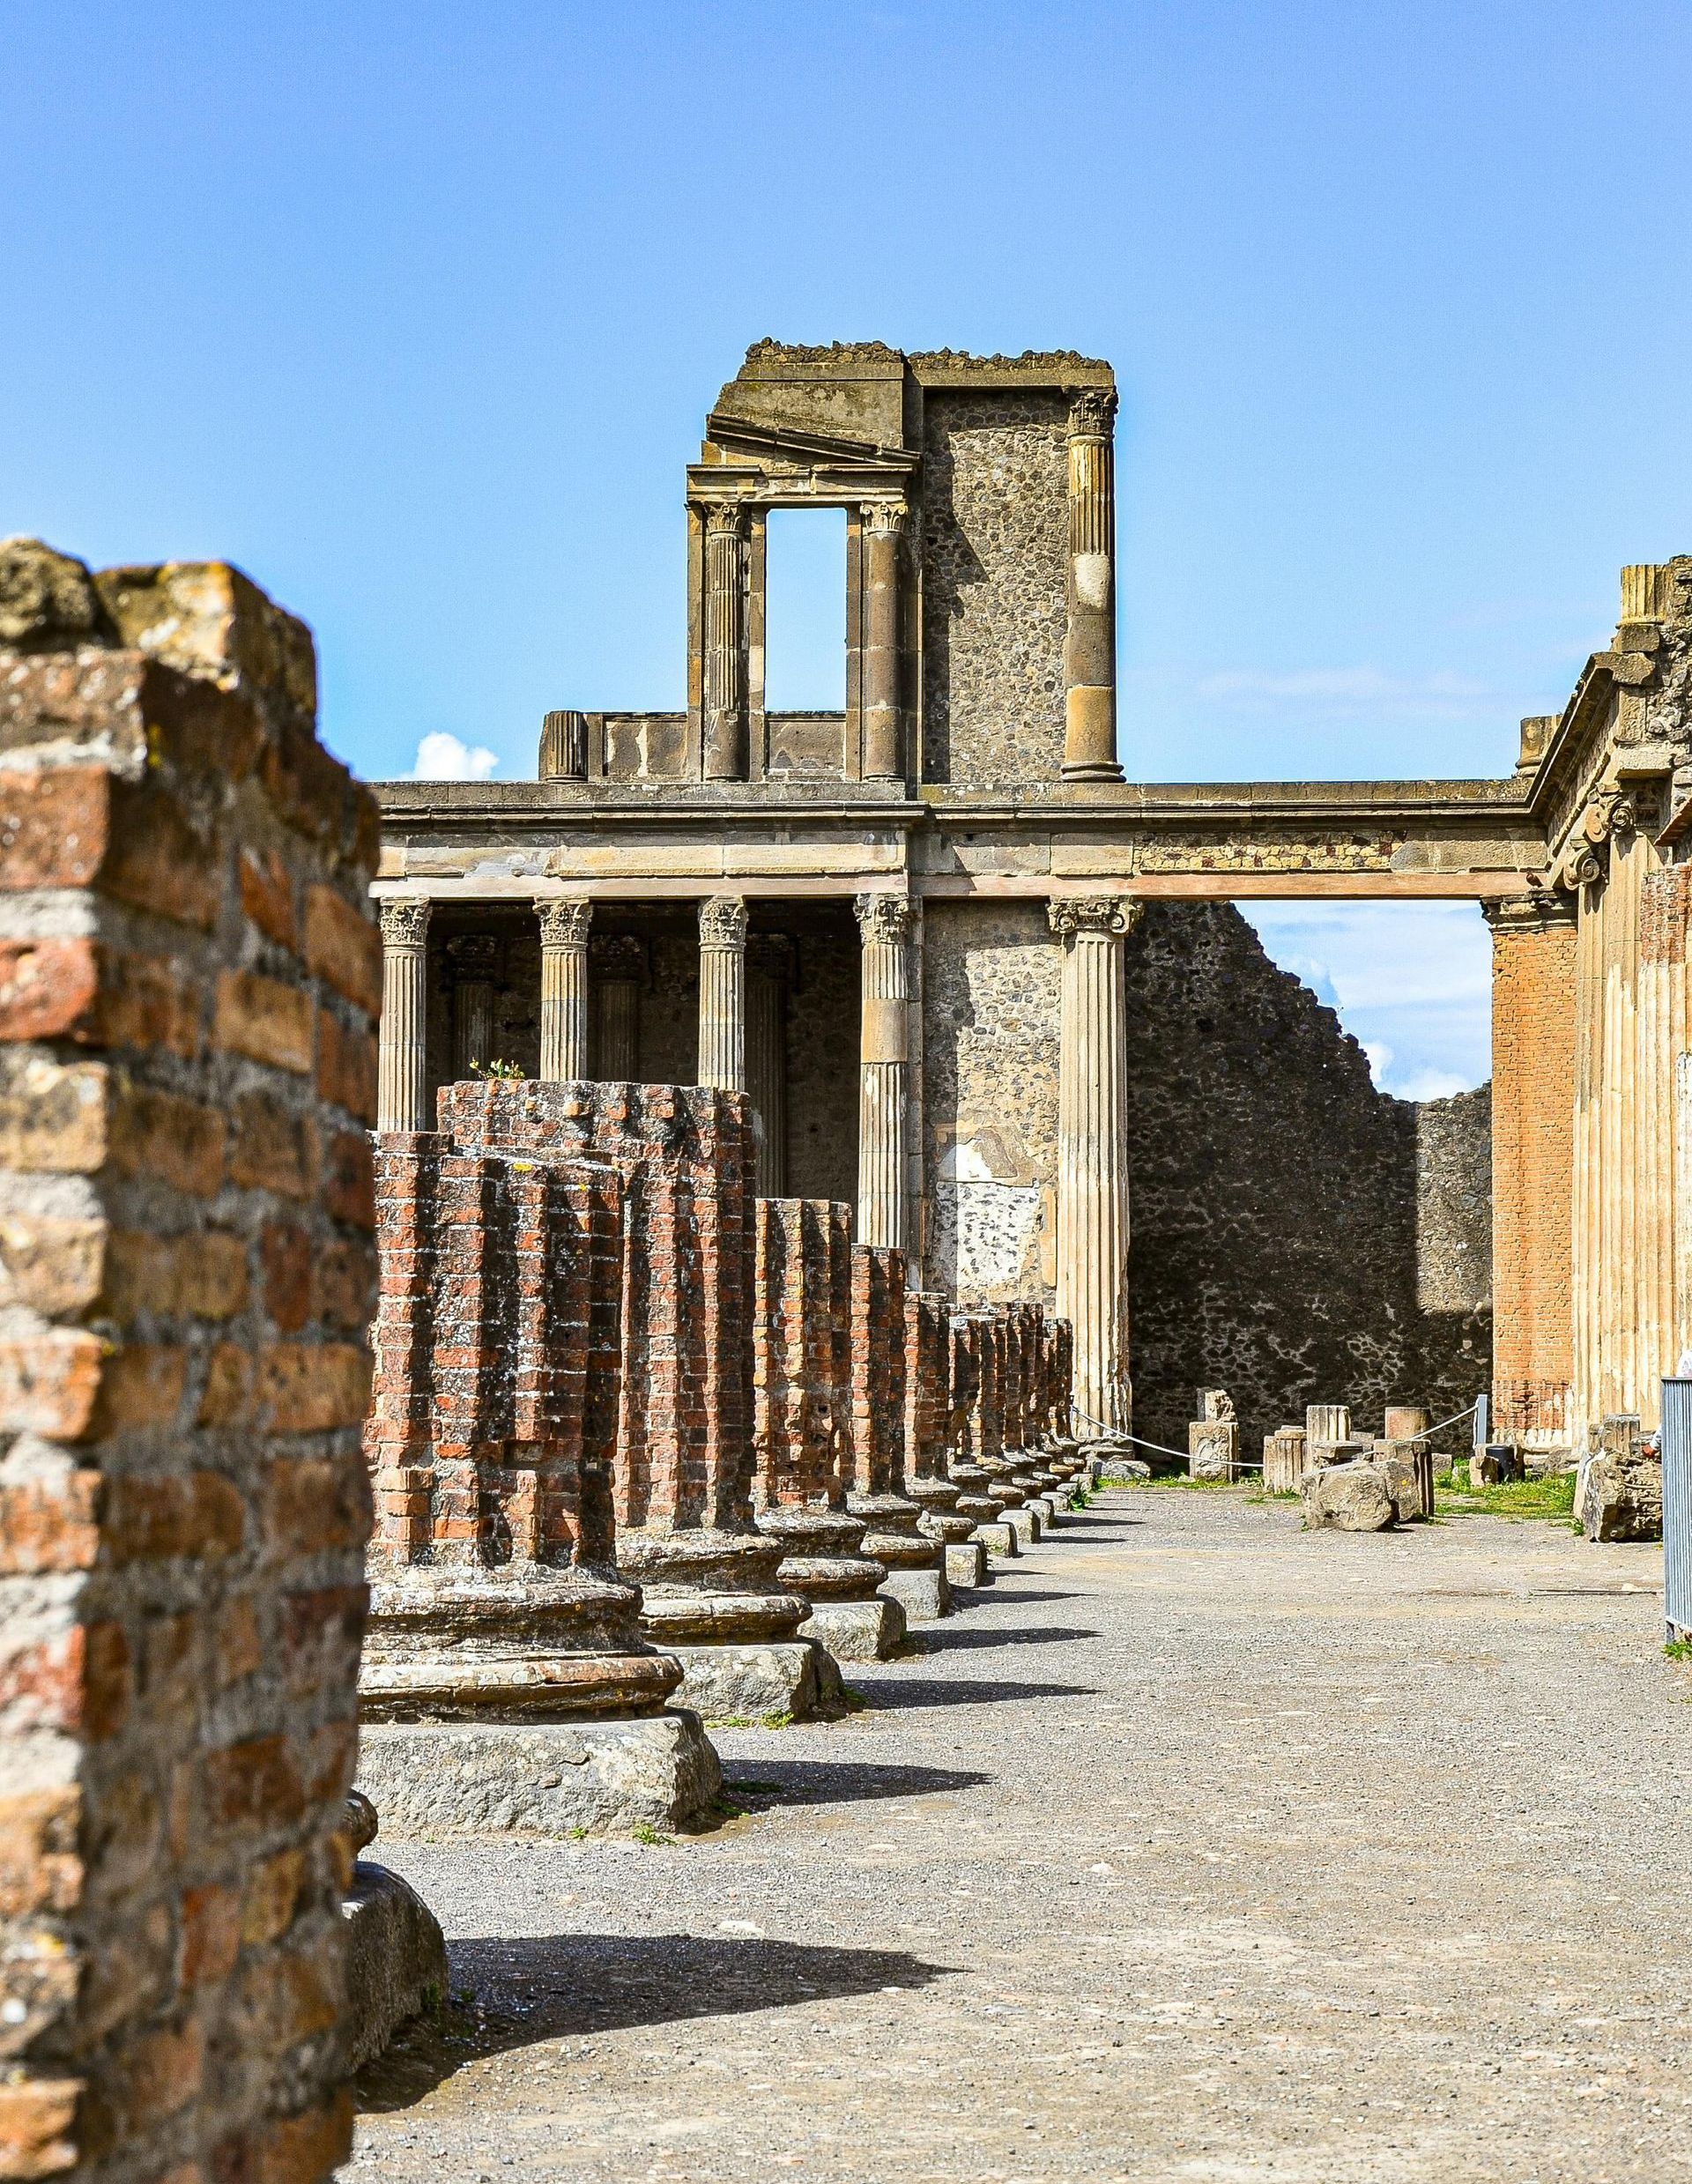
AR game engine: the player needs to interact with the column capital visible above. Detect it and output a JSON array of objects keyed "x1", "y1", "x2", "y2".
[
  {"x1": 1068, "y1": 387, "x2": 1118, "y2": 439},
  {"x1": 537, "y1": 896, "x2": 594, "y2": 949},
  {"x1": 854, "y1": 892, "x2": 914, "y2": 946},
  {"x1": 445, "y1": 933, "x2": 501, "y2": 979},
  {"x1": 1481, "y1": 888, "x2": 1578, "y2": 935},
  {"x1": 862, "y1": 501, "x2": 909, "y2": 539},
  {"x1": 746, "y1": 932, "x2": 796, "y2": 982},
  {"x1": 699, "y1": 895, "x2": 748, "y2": 949},
  {"x1": 702, "y1": 501, "x2": 745, "y2": 539},
  {"x1": 379, "y1": 896, "x2": 431, "y2": 949},
  {"x1": 1047, "y1": 895, "x2": 1140, "y2": 941}
]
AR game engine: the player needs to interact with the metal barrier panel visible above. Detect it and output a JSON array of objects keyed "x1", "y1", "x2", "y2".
[{"x1": 1661, "y1": 1378, "x2": 1692, "y2": 1639}]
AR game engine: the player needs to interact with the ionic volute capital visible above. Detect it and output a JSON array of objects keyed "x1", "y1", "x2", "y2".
[
  {"x1": 537, "y1": 897, "x2": 594, "y2": 949},
  {"x1": 378, "y1": 896, "x2": 431, "y2": 950},
  {"x1": 854, "y1": 892, "x2": 914, "y2": 947},
  {"x1": 1048, "y1": 895, "x2": 1139, "y2": 940},
  {"x1": 698, "y1": 895, "x2": 749, "y2": 949},
  {"x1": 1067, "y1": 387, "x2": 1118, "y2": 440}
]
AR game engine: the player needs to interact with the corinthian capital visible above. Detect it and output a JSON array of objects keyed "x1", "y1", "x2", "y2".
[
  {"x1": 698, "y1": 895, "x2": 748, "y2": 948},
  {"x1": 537, "y1": 897, "x2": 594, "y2": 949},
  {"x1": 854, "y1": 892, "x2": 914, "y2": 947},
  {"x1": 378, "y1": 896, "x2": 431, "y2": 949},
  {"x1": 862, "y1": 502, "x2": 909, "y2": 539},
  {"x1": 703, "y1": 501, "x2": 745, "y2": 539},
  {"x1": 1068, "y1": 387, "x2": 1118, "y2": 439},
  {"x1": 1048, "y1": 895, "x2": 1139, "y2": 940}
]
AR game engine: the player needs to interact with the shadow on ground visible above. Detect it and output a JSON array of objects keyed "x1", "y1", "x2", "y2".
[
  {"x1": 358, "y1": 1933, "x2": 950, "y2": 2111},
  {"x1": 847, "y1": 1675, "x2": 1098, "y2": 1708},
  {"x1": 722, "y1": 1759, "x2": 989, "y2": 1805},
  {"x1": 918, "y1": 1624, "x2": 1098, "y2": 1653}
]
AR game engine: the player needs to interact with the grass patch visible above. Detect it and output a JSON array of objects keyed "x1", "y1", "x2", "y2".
[
  {"x1": 1664, "y1": 1638, "x2": 1692, "y2": 1661},
  {"x1": 1104, "y1": 1471, "x2": 1240, "y2": 1491},
  {"x1": 1436, "y1": 1464, "x2": 1577, "y2": 1524},
  {"x1": 631, "y1": 1822, "x2": 673, "y2": 1846}
]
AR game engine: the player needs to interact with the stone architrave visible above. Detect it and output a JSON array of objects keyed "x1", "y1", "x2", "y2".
[
  {"x1": 751, "y1": 1197, "x2": 898, "y2": 1668},
  {"x1": 903, "y1": 1289, "x2": 983, "y2": 1587},
  {"x1": 357, "y1": 1122, "x2": 723, "y2": 1839},
  {"x1": 698, "y1": 894, "x2": 748, "y2": 1094},
  {"x1": 447, "y1": 932, "x2": 501, "y2": 1081},
  {"x1": 845, "y1": 1245, "x2": 952, "y2": 1621},
  {"x1": 1062, "y1": 387, "x2": 1123, "y2": 781},
  {"x1": 430, "y1": 1079, "x2": 832, "y2": 1720},
  {"x1": 1050, "y1": 896, "x2": 1138, "y2": 1439},
  {"x1": 854, "y1": 892, "x2": 912, "y2": 1250},
  {"x1": 538, "y1": 896, "x2": 593, "y2": 1081},
  {"x1": 378, "y1": 895, "x2": 432, "y2": 1131},
  {"x1": 861, "y1": 502, "x2": 908, "y2": 780}
]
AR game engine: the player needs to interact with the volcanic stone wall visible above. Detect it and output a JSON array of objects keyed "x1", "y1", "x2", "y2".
[{"x1": 0, "y1": 545, "x2": 379, "y2": 2184}]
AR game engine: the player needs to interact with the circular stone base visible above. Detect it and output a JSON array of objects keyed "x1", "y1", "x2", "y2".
[
  {"x1": 354, "y1": 1711, "x2": 721, "y2": 1839},
  {"x1": 639, "y1": 1589, "x2": 811, "y2": 1645},
  {"x1": 775, "y1": 1552, "x2": 889, "y2": 1602}
]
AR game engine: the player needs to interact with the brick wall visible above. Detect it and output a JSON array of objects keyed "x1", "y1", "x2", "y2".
[
  {"x1": 902, "y1": 1291, "x2": 949, "y2": 1482},
  {"x1": 0, "y1": 543, "x2": 379, "y2": 2183},
  {"x1": 844, "y1": 1245, "x2": 907, "y2": 1495},
  {"x1": 752, "y1": 1199, "x2": 852, "y2": 1509},
  {"x1": 1490, "y1": 910, "x2": 1577, "y2": 1437}
]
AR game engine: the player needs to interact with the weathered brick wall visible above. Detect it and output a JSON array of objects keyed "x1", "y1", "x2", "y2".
[
  {"x1": 0, "y1": 544, "x2": 379, "y2": 2183},
  {"x1": 919, "y1": 390, "x2": 1070, "y2": 789},
  {"x1": 902, "y1": 1291, "x2": 949, "y2": 1482},
  {"x1": 1489, "y1": 914, "x2": 1577, "y2": 1437},
  {"x1": 752, "y1": 1198, "x2": 851, "y2": 1509},
  {"x1": 844, "y1": 1245, "x2": 907, "y2": 1495}
]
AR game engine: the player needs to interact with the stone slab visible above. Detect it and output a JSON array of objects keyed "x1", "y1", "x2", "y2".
[
  {"x1": 945, "y1": 1540, "x2": 989, "y2": 1588},
  {"x1": 1005, "y1": 1505, "x2": 1040, "y2": 1545},
  {"x1": 974, "y1": 1521, "x2": 1018, "y2": 1556},
  {"x1": 355, "y1": 1712, "x2": 722, "y2": 1839},
  {"x1": 665, "y1": 1638, "x2": 839, "y2": 1722},
  {"x1": 880, "y1": 1565, "x2": 952, "y2": 1622},
  {"x1": 800, "y1": 1594, "x2": 908, "y2": 1662},
  {"x1": 342, "y1": 1861, "x2": 449, "y2": 2072}
]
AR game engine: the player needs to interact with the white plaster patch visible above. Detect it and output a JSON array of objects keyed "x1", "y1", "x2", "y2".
[
  {"x1": 931, "y1": 1178, "x2": 1043, "y2": 1299},
  {"x1": 1074, "y1": 552, "x2": 1111, "y2": 612}
]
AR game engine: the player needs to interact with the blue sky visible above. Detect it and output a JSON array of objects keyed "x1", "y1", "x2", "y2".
[{"x1": 6, "y1": 2, "x2": 1689, "y2": 1095}]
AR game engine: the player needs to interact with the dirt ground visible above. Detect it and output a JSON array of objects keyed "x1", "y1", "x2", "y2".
[{"x1": 351, "y1": 1485, "x2": 1692, "y2": 2183}]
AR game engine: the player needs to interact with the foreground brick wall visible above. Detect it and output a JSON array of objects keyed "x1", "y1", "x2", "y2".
[
  {"x1": 0, "y1": 545, "x2": 378, "y2": 2182},
  {"x1": 1488, "y1": 908, "x2": 1577, "y2": 1437},
  {"x1": 844, "y1": 1245, "x2": 907, "y2": 1495}
]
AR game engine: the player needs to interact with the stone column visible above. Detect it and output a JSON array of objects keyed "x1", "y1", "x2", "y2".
[
  {"x1": 1049, "y1": 896, "x2": 1138, "y2": 1436},
  {"x1": 861, "y1": 503, "x2": 907, "y2": 781},
  {"x1": 854, "y1": 892, "x2": 912, "y2": 1250},
  {"x1": 746, "y1": 934, "x2": 793, "y2": 1197},
  {"x1": 1062, "y1": 388, "x2": 1123, "y2": 782},
  {"x1": 538, "y1": 897, "x2": 593, "y2": 1082},
  {"x1": 697, "y1": 895, "x2": 748, "y2": 1093},
  {"x1": 448, "y1": 933, "x2": 500, "y2": 1081},
  {"x1": 377, "y1": 896, "x2": 431, "y2": 1132},
  {"x1": 590, "y1": 933, "x2": 644, "y2": 1081},
  {"x1": 702, "y1": 504, "x2": 746, "y2": 782}
]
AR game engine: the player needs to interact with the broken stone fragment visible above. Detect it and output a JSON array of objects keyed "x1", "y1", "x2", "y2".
[
  {"x1": 1300, "y1": 1460, "x2": 1395, "y2": 1532},
  {"x1": 1580, "y1": 1414, "x2": 1662, "y2": 1542},
  {"x1": 0, "y1": 537, "x2": 112, "y2": 650}
]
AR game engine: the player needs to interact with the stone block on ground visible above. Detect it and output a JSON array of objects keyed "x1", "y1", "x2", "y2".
[
  {"x1": 664, "y1": 1638, "x2": 840, "y2": 1720},
  {"x1": 355, "y1": 1713, "x2": 722, "y2": 1839},
  {"x1": 1375, "y1": 1439, "x2": 1434, "y2": 1521},
  {"x1": 1300, "y1": 1460, "x2": 1396, "y2": 1533},
  {"x1": 1263, "y1": 1427, "x2": 1307, "y2": 1494},
  {"x1": 975, "y1": 1519, "x2": 1018, "y2": 1556},
  {"x1": 342, "y1": 1863, "x2": 449, "y2": 2074},
  {"x1": 880, "y1": 1564, "x2": 952, "y2": 1621},
  {"x1": 800, "y1": 1594, "x2": 908, "y2": 1662},
  {"x1": 1579, "y1": 1415, "x2": 1662, "y2": 1543},
  {"x1": 945, "y1": 1540, "x2": 990, "y2": 1588},
  {"x1": 1005, "y1": 1504, "x2": 1040, "y2": 1545}
]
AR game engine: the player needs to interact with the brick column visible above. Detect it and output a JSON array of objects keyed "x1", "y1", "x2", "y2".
[
  {"x1": 1062, "y1": 387, "x2": 1123, "y2": 782},
  {"x1": 854, "y1": 891, "x2": 912, "y2": 1250},
  {"x1": 697, "y1": 895, "x2": 748, "y2": 1093},
  {"x1": 1485, "y1": 893, "x2": 1578, "y2": 1446},
  {"x1": 746, "y1": 933, "x2": 792, "y2": 1196},
  {"x1": 378, "y1": 895, "x2": 431, "y2": 1131},
  {"x1": 538, "y1": 896, "x2": 592, "y2": 1081},
  {"x1": 447, "y1": 932, "x2": 499, "y2": 1081},
  {"x1": 1050, "y1": 896, "x2": 1138, "y2": 1436},
  {"x1": 861, "y1": 503, "x2": 907, "y2": 780}
]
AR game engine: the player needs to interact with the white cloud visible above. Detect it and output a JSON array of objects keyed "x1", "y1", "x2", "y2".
[
  {"x1": 1390, "y1": 1066, "x2": 1472, "y2": 1103},
  {"x1": 410, "y1": 731, "x2": 499, "y2": 781}
]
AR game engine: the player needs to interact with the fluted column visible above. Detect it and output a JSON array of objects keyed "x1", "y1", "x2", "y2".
[
  {"x1": 447, "y1": 933, "x2": 499, "y2": 1082},
  {"x1": 747, "y1": 934, "x2": 793, "y2": 1196},
  {"x1": 377, "y1": 896, "x2": 431, "y2": 1132},
  {"x1": 855, "y1": 892, "x2": 912, "y2": 1251},
  {"x1": 1049, "y1": 897, "x2": 1138, "y2": 1434},
  {"x1": 702, "y1": 504, "x2": 746, "y2": 782},
  {"x1": 697, "y1": 895, "x2": 748, "y2": 1093},
  {"x1": 1062, "y1": 388, "x2": 1123, "y2": 782},
  {"x1": 861, "y1": 504, "x2": 908, "y2": 781},
  {"x1": 590, "y1": 933, "x2": 644, "y2": 1081},
  {"x1": 538, "y1": 897, "x2": 592, "y2": 1081}
]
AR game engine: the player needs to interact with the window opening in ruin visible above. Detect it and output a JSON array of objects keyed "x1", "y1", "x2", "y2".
[{"x1": 764, "y1": 507, "x2": 847, "y2": 710}]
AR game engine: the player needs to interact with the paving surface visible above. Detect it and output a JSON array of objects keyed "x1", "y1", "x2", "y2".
[{"x1": 352, "y1": 1486, "x2": 1692, "y2": 2182}]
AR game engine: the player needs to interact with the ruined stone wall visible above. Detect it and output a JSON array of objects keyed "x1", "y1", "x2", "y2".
[
  {"x1": 922, "y1": 899, "x2": 1059, "y2": 1305},
  {"x1": 0, "y1": 546, "x2": 379, "y2": 2184},
  {"x1": 918, "y1": 391, "x2": 1070, "y2": 790}
]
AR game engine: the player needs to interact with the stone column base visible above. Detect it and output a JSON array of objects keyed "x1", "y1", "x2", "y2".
[
  {"x1": 355, "y1": 1712, "x2": 722, "y2": 1839},
  {"x1": 341, "y1": 1862, "x2": 449, "y2": 2073},
  {"x1": 799, "y1": 1594, "x2": 908, "y2": 1662},
  {"x1": 973, "y1": 1519, "x2": 1018, "y2": 1556},
  {"x1": 944, "y1": 1540, "x2": 989, "y2": 1589},
  {"x1": 879, "y1": 1564, "x2": 950, "y2": 1622},
  {"x1": 1005, "y1": 1504, "x2": 1041, "y2": 1545},
  {"x1": 663, "y1": 1638, "x2": 843, "y2": 1721}
]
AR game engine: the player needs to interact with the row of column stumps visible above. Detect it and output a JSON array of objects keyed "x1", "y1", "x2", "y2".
[{"x1": 376, "y1": 888, "x2": 1137, "y2": 1433}]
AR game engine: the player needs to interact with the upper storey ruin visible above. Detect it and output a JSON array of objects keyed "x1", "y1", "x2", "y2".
[{"x1": 538, "y1": 340, "x2": 1122, "y2": 795}]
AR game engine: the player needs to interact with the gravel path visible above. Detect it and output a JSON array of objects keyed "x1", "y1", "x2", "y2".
[{"x1": 352, "y1": 1486, "x2": 1692, "y2": 2182}]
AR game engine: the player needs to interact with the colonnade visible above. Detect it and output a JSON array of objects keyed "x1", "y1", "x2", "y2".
[{"x1": 375, "y1": 888, "x2": 1140, "y2": 1438}]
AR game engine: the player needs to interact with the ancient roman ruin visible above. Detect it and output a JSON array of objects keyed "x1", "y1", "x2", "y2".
[{"x1": 4, "y1": 337, "x2": 1692, "y2": 2177}]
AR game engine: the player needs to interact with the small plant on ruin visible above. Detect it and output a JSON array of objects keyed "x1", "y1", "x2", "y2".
[
  {"x1": 631, "y1": 1822, "x2": 673, "y2": 1846},
  {"x1": 759, "y1": 1710, "x2": 795, "y2": 1730},
  {"x1": 469, "y1": 1056, "x2": 526, "y2": 1081}
]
